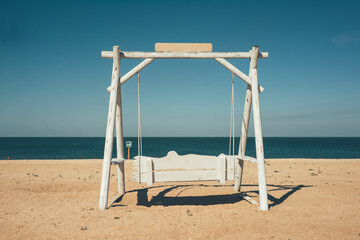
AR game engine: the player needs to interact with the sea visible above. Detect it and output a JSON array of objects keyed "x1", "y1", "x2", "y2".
[{"x1": 0, "y1": 137, "x2": 359, "y2": 160}]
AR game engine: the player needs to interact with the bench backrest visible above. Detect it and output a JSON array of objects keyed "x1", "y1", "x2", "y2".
[{"x1": 133, "y1": 151, "x2": 235, "y2": 186}]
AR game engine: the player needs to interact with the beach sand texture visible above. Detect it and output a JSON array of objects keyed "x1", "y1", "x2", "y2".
[{"x1": 0, "y1": 159, "x2": 359, "y2": 239}]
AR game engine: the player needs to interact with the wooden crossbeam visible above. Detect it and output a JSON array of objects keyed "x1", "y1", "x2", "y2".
[{"x1": 101, "y1": 51, "x2": 268, "y2": 59}]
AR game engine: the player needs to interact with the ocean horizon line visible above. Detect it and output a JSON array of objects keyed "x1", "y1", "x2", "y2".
[
  {"x1": 1, "y1": 137, "x2": 359, "y2": 159},
  {"x1": 1, "y1": 136, "x2": 360, "y2": 138}
]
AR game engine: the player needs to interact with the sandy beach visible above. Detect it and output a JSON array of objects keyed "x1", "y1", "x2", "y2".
[{"x1": 0, "y1": 158, "x2": 359, "y2": 239}]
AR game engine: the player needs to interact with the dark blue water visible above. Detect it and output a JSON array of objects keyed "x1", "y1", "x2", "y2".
[{"x1": 0, "y1": 137, "x2": 359, "y2": 160}]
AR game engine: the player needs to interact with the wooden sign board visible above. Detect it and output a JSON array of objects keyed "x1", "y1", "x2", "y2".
[{"x1": 155, "y1": 43, "x2": 212, "y2": 52}]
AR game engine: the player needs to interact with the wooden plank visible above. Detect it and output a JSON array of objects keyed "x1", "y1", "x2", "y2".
[
  {"x1": 101, "y1": 51, "x2": 269, "y2": 59},
  {"x1": 152, "y1": 170, "x2": 220, "y2": 182},
  {"x1": 155, "y1": 43, "x2": 212, "y2": 52},
  {"x1": 133, "y1": 153, "x2": 236, "y2": 183},
  {"x1": 134, "y1": 171, "x2": 222, "y2": 183},
  {"x1": 219, "y1": 156, "x2": 226, "y2": 183},
  {"x1": 146, "y1": 158, "x2": 153, "y2": 186},
  {"x1": 224, "y1": 155, "x2": 235, "y2": 180},
  {"x1": 240, "y1": 194, "x2": 259, "y2": 205},
  {"x1": 134, "y1": 151, "x2": 221, "y2": 171},
  {"x1": 227, "y1": 169, "x2": 234, "y2": 180}
]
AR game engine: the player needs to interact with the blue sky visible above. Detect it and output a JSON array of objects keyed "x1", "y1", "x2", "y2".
[{"x1": 0, "y1": 0, "x2": 359, "y2": 137}]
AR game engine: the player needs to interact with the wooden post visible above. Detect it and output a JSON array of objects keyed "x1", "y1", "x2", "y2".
[
  {"x1": 234, "y1": 46, "x2": 259, "y2": 192},
  {"x1": 99, "y1": 46, "x2": 121, "y2": 210},
  {"x1": 251, "y1": 67, "x2": 269, "y2": 211},
  {"x1": 116, "y1": 67, "x2": 125, "y2": 195}
]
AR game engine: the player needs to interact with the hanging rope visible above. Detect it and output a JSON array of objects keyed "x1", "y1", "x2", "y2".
[{"x1": 228, "y1": 59, "x2": 236, "y2": 179}]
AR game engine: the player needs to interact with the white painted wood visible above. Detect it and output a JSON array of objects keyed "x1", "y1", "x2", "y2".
[
  {"x1": 102, "y1": 51, "x2": 268, "y2": 59},
  {"x1": 106, "y1": 57, "x2": 264, "y2": 91},
  {"x1": 115, "y1": 64, "x2": 125, "y2": 196},
  {"x1": 133, "y1": 168, "x2": 233, "y2": 182},
  {"x1": 100, "y1": 45, "x2": 270, "y2": 211},
  {"x1": 132, "y1": 164, "x2": 234, "y2": 183},
  {"x1": 235, "y1": 46, "x2": 259, "y2": 192},
  {"x1": 99, "y1": 46, "x2": 120, "y2": 211},
  {"x1": 120, "y1": 58, "x2": 154, "y2": 85},
  {"x1": 132, "y1": 156, "x2": 150, "y2": 183},
  {"x1": 233, "y1": 156, "x2": 243, "y2": 191},
  {"x1": 249, "y1": 47, "x2": 259, "y2": 70},
  {"x1": 223, "y1": 155, "x2": 257, "y2": 164},
  {"x1": 214, "y1": 58, "x2": 264, "y2": 93},
  {"x1": 133, "y1": 151, "x2": 256, "y2": 186},
  {"x1": 210, "y1": 155, "x2": 236, "y2": 180},
  {"x1": 251, "y1": 68, "x2": 269, "y2": 211},
  {"x1": 151, "y1": 170, "x2": 221, "y2": 183},
  {"x1": 108, "y1": 58, "x2": 155, "y2": 91},
  {"x1": 155, "y1": 43, "x2": 213, "y2": 52},
  {"x1": 241, "y1": 156, "x2": 257, "y2": 164},
  {"x1": 133, "y1": 151, "x2": 234, "y2": 183},
  {"x1": 134, "y1": 151, "x2": 222, "y2": 171},
  {"x1": 219, "y1": 155, "x2": 226, "y2": 183},
  {"x1": 146, "y1": 158, "x2": 153, "y2": 186},
  {"x1": 111, "y1": 158, "x2": 125, "y2": 164},
  {"x1": 240, "y1": 194, "x2": 258, "y2": 205},
  {"x1": 238, "y1": 86, "x2": 252, "y2": 158},
  {"x1": 222, "y1": 155, "x2": 234, "y2": 180},
  {"x1": 227, "y1": 169, "x2": 234, "y2": 180}
]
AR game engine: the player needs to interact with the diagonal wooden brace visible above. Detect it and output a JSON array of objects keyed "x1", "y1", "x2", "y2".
[{"x1": 214, "y1": 58, "x2": 264, "y2": 93}]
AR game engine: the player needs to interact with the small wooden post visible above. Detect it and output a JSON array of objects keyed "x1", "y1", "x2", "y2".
[
  {"x1": 99, "y1": 46, "x2": 121, "y2": 210},
  {"x1": 115, "y1": 64, "x2": 125, "y2": 195},
  {"x1": 235, "y1": 46, "x2": 259, "y2": 192},
  {"x1": 251, "y1": 67, "x2": 269, "y2": 211}
]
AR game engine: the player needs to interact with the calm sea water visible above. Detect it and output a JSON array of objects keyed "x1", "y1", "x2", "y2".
[{"x1": 0, "y1": 137, "x2": 359, "y2": 160}]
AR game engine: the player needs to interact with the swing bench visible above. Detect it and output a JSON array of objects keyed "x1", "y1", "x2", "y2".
[
  {"x1": 99, "y1": 43, "x2": 269, "y2": 211},
  {"x1": 133, "y1": 151, "x2": 257, "y2": 186}
]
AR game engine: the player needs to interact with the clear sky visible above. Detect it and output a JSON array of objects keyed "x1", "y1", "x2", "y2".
[{"x1": 0, "y1": 0, "x2": 359, "y2": 137}]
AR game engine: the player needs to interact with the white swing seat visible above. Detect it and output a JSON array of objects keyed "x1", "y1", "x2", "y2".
[{"x1": 133, "y1": 151, "x2": 238, "y2": 186}]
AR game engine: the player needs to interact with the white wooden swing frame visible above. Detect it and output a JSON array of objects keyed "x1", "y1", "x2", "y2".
[{"x1": 99, "y1": 44, "x2": 269, "y2": 211}]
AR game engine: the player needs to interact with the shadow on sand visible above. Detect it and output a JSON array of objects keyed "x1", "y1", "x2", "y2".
[{"x1": 111, "y1": 184, "x2": 312, "y2": 209}]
